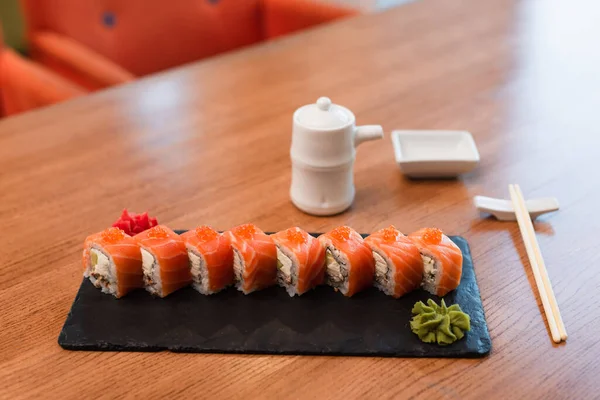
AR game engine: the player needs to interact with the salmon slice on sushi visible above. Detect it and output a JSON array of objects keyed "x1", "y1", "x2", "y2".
[
  {"x1": 364, "y1": 225, "x2": 424, "y2": 298},
  {"x1": 318, "y1": 226, "x2": 375, "y2": 297},
  {"x1": 409, "y1": 228, "x2": 463, "y2": 296},
  {"x1": 82, "y1": 227, "x2": 144, "y2": 298},
  {"x1": 225, "y1": 224, "x2": 277, "y2": 294},
  {"x1": 271, "y1": 227, "x2": 326, "y2": 296},
  {"x1": 135, "y1": 225, "x2": 192, "y2": 297},
  {"x1": 181, "y1": 226, "x2": 234, "y2": 295}
]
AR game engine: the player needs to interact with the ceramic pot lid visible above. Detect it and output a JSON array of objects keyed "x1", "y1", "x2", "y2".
[{"x1": 294, "y1": 97, "x2": 353, "y2": 130}]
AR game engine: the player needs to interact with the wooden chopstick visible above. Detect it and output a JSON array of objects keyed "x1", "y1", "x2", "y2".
[
  {"x1": 513, "y1": 184, "x2": 568, "y2": 341},
  {"x1": 509, "y1": 184, "x2": 566, "y2": 343}
]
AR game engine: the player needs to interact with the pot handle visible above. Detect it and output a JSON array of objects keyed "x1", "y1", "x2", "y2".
[{"x1": 354, "y1": 125, "x2": 384, "y2": 147}]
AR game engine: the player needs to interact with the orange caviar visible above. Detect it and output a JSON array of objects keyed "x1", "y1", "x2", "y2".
[
  {"x1": 286, "y1": 228, "x2": 307, "y2": 245},
  {"x1": 330, "y1": 226, "x2": 352, "y2": 242},
  {"x1": 147, "y1": 225, "x2": 169, "y2": 239},
  {"x1": 422, "y1": 228, "x2": 443, "y2": 244},
  {"x1": 194, "y1": 225, "x2": 219, "y2": 241},
  {"x1": 233, "y1": 224, "x2": 258, "y2": 240},
  {"x1": 101, "y1": 227, "x2": 126, "y2": 242},
  {"x1": 382, "y1": 225, "x2": 400, "y2": 242}
]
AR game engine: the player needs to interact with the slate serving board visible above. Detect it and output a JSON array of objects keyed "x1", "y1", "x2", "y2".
[{"x1": 58, "y1": 234, "x2": 491, "y2": 357}]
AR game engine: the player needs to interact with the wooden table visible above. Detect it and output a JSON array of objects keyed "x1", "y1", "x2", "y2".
[{"x1": 2, "y1": 0, "x2": 599, "y2": 397}]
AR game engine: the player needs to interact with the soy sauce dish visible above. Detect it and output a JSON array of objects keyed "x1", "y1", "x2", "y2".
[{"x1": 391, "y1": 130, "x2": 480, "y2": 178}]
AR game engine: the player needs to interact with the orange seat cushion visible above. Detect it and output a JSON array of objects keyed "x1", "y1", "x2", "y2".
[
  {"x1": 22, "y1": 0, "x2": 265, "y2": 76},
  {"x1": 0, "y1": 48, "x2": 87, "y2": 116},
  {"x1": 262, "y1": 0, "x2": 358, "y2": 39},
  {"x1": 31, "y1": 32, "x2": 135, "y2": 91}
]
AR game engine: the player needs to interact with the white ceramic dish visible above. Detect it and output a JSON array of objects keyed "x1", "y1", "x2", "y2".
[
  {"x1": 391, "y1": 130, "x2": 480, "y2": 178},
  {"x1": 474, "y1": 195, "x2": 560, "y2": 221}
]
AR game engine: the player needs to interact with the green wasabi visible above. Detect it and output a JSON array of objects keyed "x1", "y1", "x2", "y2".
[{"x1": 410, "y1": 299, "x2": 471, "y2": 345}]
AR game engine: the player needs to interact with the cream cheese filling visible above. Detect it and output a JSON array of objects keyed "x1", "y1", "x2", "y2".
[
  {"x1": 276, "y1": 247, "x2": 292, "y2": 284},
  {"x1": 325, "y1": 249, "x2": 344, "y2": 286},
  {"x1": 421, "y1": 254, "x2": 438, "y2": 294},
  {"x1": 141, "y1": 248, "x2": 161, "y2": 295},
  {"x1": 188, "y1": 251, "x2": 203, "y2": 283},
  {"x1": 88, "y1": 247, "x2": 117, "y2": 295},
  {"x1": 373, "y1": 251, "x2": 388, "y2": 283},
  {"x1": 233, "y1": 249, "x2": 244, "y2": 282},
  {"x1": 90, "y1": 248, "x2": 110, "y2": 279}
]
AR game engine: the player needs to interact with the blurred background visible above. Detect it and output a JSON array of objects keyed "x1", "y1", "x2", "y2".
[{"x1": 0, "y1": 0, "x2": 409, "y2": 118}]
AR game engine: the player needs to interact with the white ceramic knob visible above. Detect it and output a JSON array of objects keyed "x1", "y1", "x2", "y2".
[{"x1": 316, "y1": 97, "x2": 332, "y2": 111}]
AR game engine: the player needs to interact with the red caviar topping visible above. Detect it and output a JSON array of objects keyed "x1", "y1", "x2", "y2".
[
  {"x1": 330, "y1": 226, "x2": 352, "y2": 242},
  {"x1": 286, "y1": 228, "x2": 307, "y2": 245},
  {"x1": 234, "y1": 224, "x2": 258, "y2": 240},
  {"x1": 382, "y1": 225, "x2": 399, "y2": 242},
  {"x1": 195, "y1": 225, "x2": 219, "y2": 241},
  {"x1": 147, "y1": 226, "x2": 169, "y2": 239},
  {"x1": 101, "y1": 227, "x2": 126, "y2": 243},
  {"x1": 422, "y1": 228, "x2": 443, "y2": 244}
]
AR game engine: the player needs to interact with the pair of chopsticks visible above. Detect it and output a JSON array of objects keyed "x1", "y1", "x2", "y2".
[{"x1": 509, "y1": 184, "x2": 567, "y2": 343}]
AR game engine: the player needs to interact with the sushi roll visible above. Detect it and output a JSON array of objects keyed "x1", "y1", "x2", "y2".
[
  {"x1": 181, "y1": 225, "x2": 234, "y2": 294},
  {"x1": 364, "y1": 225, "x2": 424, "y2": 298},
  {"x1": 409, "y1": 228, "x2": 463, "y2": 296},
  {"x1": 225, "y1": 223, "x2": 278, "y2": 294},
  {"x1": 318, "y1": 226, "x2": 375, "y2": 297},
  {"x1": 82, "y1": 227, "x2": 144, "y2": 298},
  {"x1": 134, "y1": 225, "x2": 192, "y2": 297},
  {"x1": 271, "y1": 227, "x2": 326, "y2": 296}
]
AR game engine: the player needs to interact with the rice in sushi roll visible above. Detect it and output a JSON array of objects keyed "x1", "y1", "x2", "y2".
[
  {"x1": 82, "y1": 227, "x2": 144, "y2": 298},
  {"x1": 364, "y1": 225, "x2": 423, "y2": 298},
  {"x1": 225, "y1": 224, "x2": 278, "y2": 294},
  {"x1": 271, "y1": 227, "x2": 326, "y2": 296},
  {"x1": 318, "y1": 226, "x2": 375, "y2": 297},
  {"x1": 409, "y1": 228, "x2": 463, "y2": 296},
  {"x1": 135, "y1": 225, "x2": 192, "y2": 297},
  {"x1": 181, "y1": 225, "x2": 234, "y2": 294}
]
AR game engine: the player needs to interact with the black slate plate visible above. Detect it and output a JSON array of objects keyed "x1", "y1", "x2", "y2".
[{"x1": 58, "y1": 234, "x2": 491, "y2": 357}]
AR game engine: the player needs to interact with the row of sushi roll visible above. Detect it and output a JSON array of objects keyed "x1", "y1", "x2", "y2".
[{"x1": 82, "y1": 221, "x2": 463, "y2": 299}]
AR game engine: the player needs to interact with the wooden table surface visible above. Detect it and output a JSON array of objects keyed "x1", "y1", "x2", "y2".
[{"x1": 2, "y1": 0, "x2": 600, "y2": 398}]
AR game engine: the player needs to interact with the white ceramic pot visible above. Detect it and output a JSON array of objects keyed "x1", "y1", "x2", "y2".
[{"x1": 290, "y1": 97, "x2": 383, "y2": 216}]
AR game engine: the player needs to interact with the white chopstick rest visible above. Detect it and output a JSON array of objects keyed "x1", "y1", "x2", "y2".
[
  {"x1": 508, "y1": 184, "x2": 567, "y2": 343},
  {"x1": 474, "y1": 195, "x2": 559, "y2": 221}
]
